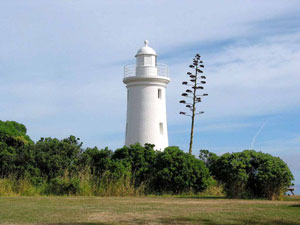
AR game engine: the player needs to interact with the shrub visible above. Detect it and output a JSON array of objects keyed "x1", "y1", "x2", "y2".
[
  {"x1": 207, "y1": 150, "x2": 294, "y2": 199},
  {"x1": 151, "y1": 146, "x2": 211, "y2": 194},
  {"x1": 0, "y1": 178, "x2": 15, "y2": 196},
  {"x1": 0, "y1": 143, "x2": 38, "y2": 179},
  {"x1": 44, "y1": 177, "x2": 81, "y2": 195},
  {"x1": 33, "y1": 136, "x2": 82, "y2": 180},
  {"x1": 81, "y1": 147, "x2": 114, "y2": 177},
  {"x1": 0, "y1": 120, "x2": 33, "y2": 147},
  {"x1": 0, "y1": 177, "x2": 40, "y2": 196},
  {"x1": 112, "y1": 143, "x2": 156, "y2": 188}
]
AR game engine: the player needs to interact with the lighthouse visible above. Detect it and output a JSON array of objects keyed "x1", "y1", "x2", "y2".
[{"x1": 123, "y1": 40, "x2": 170, "y2": 150}]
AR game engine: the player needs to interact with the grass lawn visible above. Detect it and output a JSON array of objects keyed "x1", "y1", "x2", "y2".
[{"x1": 0, "y1": 196, "x2": 299, "y2": 225}]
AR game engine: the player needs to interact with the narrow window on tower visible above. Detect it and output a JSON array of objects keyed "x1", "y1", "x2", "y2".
[
  {"x1": 159, "y1": 123, "x2": 163, "y2": 135},
  {"x1": 126, "y1": 123, "x2": 128, "y2": 136},
  {"x1": 158, "y1": 88, "x2": 162, "y2": 99},
  {"x1": 144, "y1": 55, "x2": 152, "y2": 66},
  {"x1": 137, "y1": 57, "x2": 144, "y2": 66}
]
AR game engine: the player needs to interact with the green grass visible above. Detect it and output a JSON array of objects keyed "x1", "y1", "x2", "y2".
[{"x1": 0, "y1": 196, "x2": 299, "y2": 225}]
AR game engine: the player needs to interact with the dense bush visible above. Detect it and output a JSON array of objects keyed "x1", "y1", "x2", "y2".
[
  {"x1": 33, "y1": 136, "x2": 82, "y2": 180},
  {"x1": 0, "y1": 121, "x2": 36, "y2": 178},
  {"x1": 200, "y1": 150, "x2": 294, "y2": 199},
  {"x1": 81, "y1": 147, "x2": 114, "y2": 177},
  {"x1": 151, "y1": 146, "x2": 211, "y2": 194},
  {"x1": 0, "y1": 120, "x2": 33, "y2": 147},
  {"x1": 82, "y1": 147, "x2": 131, "y2": 181},
  {"x1": 112, "y1": 143, "x2": 156, "y2": 187},
  {"x1": 45, "y1": 177, "x2": 81, "y2": 195},
  {"x1": 0, "y1": 120, "x2": 294, "y2": 199}
]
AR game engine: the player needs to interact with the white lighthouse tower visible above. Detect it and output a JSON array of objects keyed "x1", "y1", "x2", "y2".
[{"x1": 123, "y1": 40, "x2": 170, "y2": 150}]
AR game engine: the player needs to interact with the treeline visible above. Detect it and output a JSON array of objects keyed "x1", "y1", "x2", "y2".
[{"x1": 0, "y1": 120, "x2": 294, "y2": 199}]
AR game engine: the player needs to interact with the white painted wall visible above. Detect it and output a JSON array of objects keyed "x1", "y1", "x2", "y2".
[{"x1": 123, "y1": 41, "x2": 170, "y2": 150}]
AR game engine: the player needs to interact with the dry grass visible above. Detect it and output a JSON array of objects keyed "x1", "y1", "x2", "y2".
[{"x1": 0, "y1": 196, "x2": 299, "y2": 225}]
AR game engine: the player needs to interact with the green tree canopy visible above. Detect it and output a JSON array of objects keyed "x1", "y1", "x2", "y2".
[
  {"x1": 0, "y1": 120, "x2": 33, "y2": 147},
  {"x1": 33, "y1": 136, "x2": 83, "y2": 180},
  {"x1": 0, "y1": 121, "x2": 35, "y2": 178},
  {"x1": 152, "y1": 146, "x2": 211, "y2": 194},
  {"x1": 112, "y1": 143, "x2": 156, "y2": 187},
  {"x1": 202, "y1": 150, "x2": 294, "y2": 199}
]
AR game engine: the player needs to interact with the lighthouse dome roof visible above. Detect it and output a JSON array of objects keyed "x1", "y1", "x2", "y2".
[{"x1": 135, "y1": 40, "x2": 157, "y2": 57}]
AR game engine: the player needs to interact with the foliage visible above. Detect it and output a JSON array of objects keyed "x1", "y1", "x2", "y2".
[
  {"x1": 44, "y1": 176, "x2": 81, "y2": 195},
  {"x1": 112, "y1": 143, "x2": 156, "y2": 187},
  {"x1": 0, "y1": 177, "x2": 39, "y2": 196},
  {"x1": 0, "y1": 120, "x2": 36, "y2": 178},
  {"x1": 0, "y1": 143, "x2": 38, "y2": 178},
  {"x1": 151, "y1": 146, "x2": 211, "y2": 194},
  {"x1": 0, "y1": 120, "x2": 294, "y2": 199},
  {"x1": 247, "y1": 151, "x2": 294, "y2": 200},
  {"x1": 81, "y1": 147, "x2": 114, "y2": 177},
  {"x1": 199, "y1": 149, "x2": 218, "y2": 173},
  {"x1": 0, "y1": 120, "x2": 33, "y2": 147},
  {"x1": 204, "y1": 150, "x2": 294, "y2": 199},
  {"x1": 0, "y1": 173, "x2": 138, "y2": 197},
  {"x1": 33, "y1": 136, "x2": 83, "y2": 180}
]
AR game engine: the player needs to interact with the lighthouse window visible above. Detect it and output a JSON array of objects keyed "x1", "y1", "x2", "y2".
[
  {"x1": 137, "y1": 57, "x2": 144, "y2": 66},
  {"x1": 159, "y1": 123, "x2": 163, "y2": 135},
  {"x1": 158, "y1": 89, "x2": 162, "y2": 99},
  {"x1": 144, "y1": 55, "x2": 152, "y2": 66}
]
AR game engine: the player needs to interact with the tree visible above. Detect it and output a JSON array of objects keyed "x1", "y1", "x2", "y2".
[
  {"x1": 199, "y1": 150, "x2": 218, "y2": 168},
  {"x1": 112, "y1": 143, "x2": 156, "y2": 187},
  {"x1": 0, "y1": 120, "x2": 33, "y2": 147},
  {"x1": 247, "y1": 151, "x2": 294, "y2": 200},
  {"x1": 208, "y1": 150, "x2": 294, "y2": 199},
  {"x1": 81, "y1": 146, "x2": 130, "y2": 181},
  {"x1": 33, "y1": 136, "x2": 83, "y2": 180},
  {"x1": 0, "y1": 121, "x2": 36, "y2": 178},
  {"x1": 179, "y1": 55, "x2": 208, "y2": 154},
  {"x1": 81, "y1": 147, "x2": 114, "y2": 177},
  {"x1": 151, "y1": 146, "x2": 211, "y2": 194}
]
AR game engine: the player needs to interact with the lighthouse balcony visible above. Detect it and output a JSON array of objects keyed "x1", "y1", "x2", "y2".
[{"x1": 124, "y1": 63, "x2": 169, "y2": 78}]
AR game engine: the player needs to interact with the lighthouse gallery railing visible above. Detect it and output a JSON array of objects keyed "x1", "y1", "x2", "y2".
[{"x1": 124, "y1": 63, "x2": 169, "y2": 78}]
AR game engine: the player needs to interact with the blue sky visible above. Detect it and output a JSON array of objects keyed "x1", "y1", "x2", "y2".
[{"x1": 1, "y1": 0, "x2": 300, "y2": 192}]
